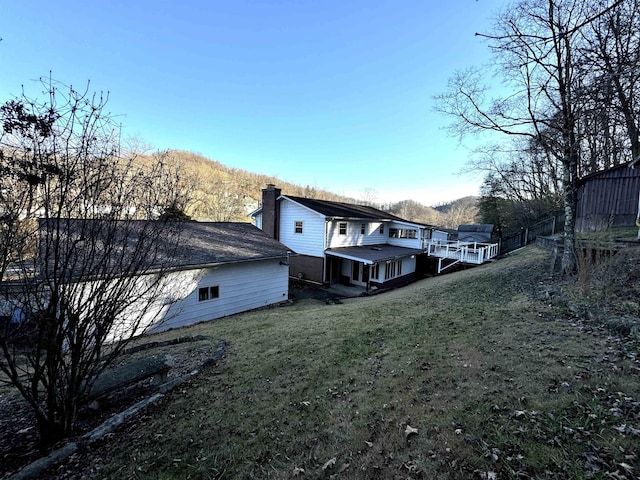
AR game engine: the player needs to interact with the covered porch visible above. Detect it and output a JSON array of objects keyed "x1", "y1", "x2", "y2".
[{"x1": 325, "y1": 244, "x2": 424, "y2": 290}]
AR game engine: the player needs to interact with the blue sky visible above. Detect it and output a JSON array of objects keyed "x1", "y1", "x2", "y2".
[{"x1": 1, "y1": 1, "x2": 507, "y2": 206}]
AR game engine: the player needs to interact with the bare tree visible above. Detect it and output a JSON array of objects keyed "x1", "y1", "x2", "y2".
[
  {"x1": 436, "y1": 0, "x2": 623, "y2": 273},
  {"x1": 0, "y1": 78, "x2": 184, "y2": 445},
  {"x1": 144, "y1": 150, "x2": 202, "y2": 220},
  {"x1": 386, "y1": 199, "x2": 444, "y2": 225},
  {"x1": 581, "y1": 0, "x2": 640, "y2": 163},
  {"x1": 359, "y1": 187, "x2": 379, "y2": 207}
]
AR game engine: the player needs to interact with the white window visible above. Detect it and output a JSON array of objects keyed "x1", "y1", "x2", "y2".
[
  {"x1": 198, "y1": 285, "x2": 220, "y2": 302},
  {"x1": 295, "y1": 220, "x2": 303, "y2": 234},
  {"x1": 389, "y1": 228, "x2": 417, "y2": 239},
  {"x1": 339, "y1": 222, "x2": 347, "y2": 235},
  {"x1": 371, "y1": 263, "x2": 380, "y2": 280},
  {"x1": 385, "y1": 260, "x2": 403, "y2": 279}
]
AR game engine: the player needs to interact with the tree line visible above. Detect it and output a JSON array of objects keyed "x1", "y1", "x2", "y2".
[
  {"x1": 436, "y1": 0, "x2": 640, "y2": 272},
  {"x1": 126, "y1": 149, "x2": 479, "y2": 227}
]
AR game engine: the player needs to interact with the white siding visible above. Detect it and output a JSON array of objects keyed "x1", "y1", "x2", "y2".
[
  {"x1": 253, "y1": 212, "x2": 263, "y2": 229},
  {"x1": 386, "y1": 221, "x2": 423, "y2": 249},
  {"x1": 6, "y1": 259, "x2": 288, "y2": 342},
  {"x1": 278, "y1": 199, "x2": 326, "y2": 257},
  {"x1": 380, "y1": 255, "x2": 416, "y2": 282},
  {"x1": 151, "y1": 259, "x2": 289, "y2": 332},
  {"x1": 432, "y1": 230, "x2": 449, "y2": 242},
  {"x1": 326, "y1": 220, "x2": 388, "y2": 248}
]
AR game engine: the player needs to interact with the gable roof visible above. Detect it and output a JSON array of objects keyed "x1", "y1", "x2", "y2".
[
  {"x1": 577, "y1": 161, "x2": 639, "y2": 185},
  {"x1": 36, "y1": 220, "x2": 290, "y2": 280},
  {"x1": 172, "y1": 221, "x2": 290, "y2": 268},
  {"x1": 284, "y1": 195, "x2": 407, "y2": 221}
]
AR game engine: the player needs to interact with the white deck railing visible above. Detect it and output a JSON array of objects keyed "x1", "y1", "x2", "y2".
[{"x1": 425, "y1": 240, "x2": 500, "y2": 273}]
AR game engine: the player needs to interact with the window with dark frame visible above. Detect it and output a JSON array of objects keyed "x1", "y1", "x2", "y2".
[
  {"x1": 198, "y1": 285, "x2": 220, "y2": 302},
  {"x1": 295, "y1": 220, "x2": 303, "y2": 234},
  {"x1": 361, "y1": 223, "x2": 366, "y2": 234},
  {"x1": 379, "y1": 224, "x2": 384, "y2": 234},
  {"x1": 339, "y1": 222, "x2": 347, "y2": 235}
]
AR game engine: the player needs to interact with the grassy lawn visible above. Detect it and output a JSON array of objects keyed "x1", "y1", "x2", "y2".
[{"x1": 53, "y1": 246, "x2": 640, "y2": 479}]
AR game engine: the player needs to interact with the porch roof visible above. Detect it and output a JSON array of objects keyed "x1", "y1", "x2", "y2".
[{"x1": 325, "y1": 244, "x2": 424, "y2": 265}]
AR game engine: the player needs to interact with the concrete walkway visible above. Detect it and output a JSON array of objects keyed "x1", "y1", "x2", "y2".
[{"x1": 291, "y1": 282, "x2": 366, "y2": 302}]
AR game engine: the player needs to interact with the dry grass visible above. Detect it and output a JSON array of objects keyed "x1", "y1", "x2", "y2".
[{"x1": 15, "y1": 246, "x2": 640, "y2": 479}]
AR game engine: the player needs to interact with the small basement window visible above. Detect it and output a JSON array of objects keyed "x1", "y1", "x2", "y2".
[{"x1": 198, "y1": 285, "x2": 220, "y2": 302}]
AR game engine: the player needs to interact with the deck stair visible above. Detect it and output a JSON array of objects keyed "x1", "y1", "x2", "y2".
[{"x1": 426, "y1": 240, "x2": 500, "y2": 274}]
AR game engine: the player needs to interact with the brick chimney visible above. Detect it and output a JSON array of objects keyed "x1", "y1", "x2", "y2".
[{"x1": 261, "y1": 184, "x2": 281, "y2": 240}]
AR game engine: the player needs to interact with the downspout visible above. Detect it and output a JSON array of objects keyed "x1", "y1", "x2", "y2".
[{"x1": 323, "y1": 218, "x2": 329, "y2": 284}]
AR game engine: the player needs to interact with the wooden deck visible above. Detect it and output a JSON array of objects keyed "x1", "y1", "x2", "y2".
[{"x1": 426, "y1": 240, "x2": 500, "y2": 273}]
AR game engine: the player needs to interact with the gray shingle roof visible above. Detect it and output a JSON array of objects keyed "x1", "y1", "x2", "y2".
[
  {"x1": 285, "y1": 196, "x2": 407, "y2": 221},
  {"x1": 37, "y1": 219, "x2": 290, "y2": 279},
  {"x1": 326, "y1": 244, "x2": 424, "y2": 264},
  {"x1": 458, "y1": 224, "x2": 494, "y2": 233},
  {"x1": 173, "y1": 221, "x2": 290, "y2": 268}
]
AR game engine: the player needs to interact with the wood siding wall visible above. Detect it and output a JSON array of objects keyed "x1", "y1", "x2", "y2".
[
  {"x1": 253, "y1": 212, "x2": 262, "y2": 229},
  {"x1": 386, "y1": 221, "x2": 423, "y2": 249},
  {"x1": 576, "y1": 165, "x2": 640, "y2": 231},
  {"x1": 279, "y1": 200, "x2": 326, "y2": 257},
  {"x1": 326, "y1": 220, "x2": 388, "y2": 248},
  {"x1": 151, "y1": 259, "x2": 289, "y2": 332}
]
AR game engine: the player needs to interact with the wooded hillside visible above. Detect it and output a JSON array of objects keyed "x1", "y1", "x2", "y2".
[{"x1": 142, "y1": 149, "x2": 478, "y2": 227}]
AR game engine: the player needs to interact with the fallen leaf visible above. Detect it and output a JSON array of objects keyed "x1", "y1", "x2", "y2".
[
  {"x1": 322, "y1": 457, "x2": 337, "y2": 470},
  {"x1": 405, "y1": 425, "x2": 418, "y2": 437},
  {"x1": 365, "y1": 441, "x2": 373, "y2": 448},
  {"x1": 479, "y1": 472, "x2": 497, "y2": 480},
  {"x1": 619, "y1": 462, "x2": 634, "y2": 473},
  {"x1": 292, "y1": 467, "x2": 305, "y2": 476},
  {"x1": 604, "y1": 470, "x2": 627, "y2": 480},
  {"x1": 332, "y1": 463, "x2": 350, "y2": 476}
]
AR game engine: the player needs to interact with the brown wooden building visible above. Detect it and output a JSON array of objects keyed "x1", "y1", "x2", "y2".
[{"x1": 576, "y1": 163, "x2": 640, "y2": 231}]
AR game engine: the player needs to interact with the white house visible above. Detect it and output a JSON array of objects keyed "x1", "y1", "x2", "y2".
[
  {"x1": 149, "y1": 221, "x2": 291, "y2": 331},
  {"x1": 1, "y1": 221, "x2": 291, "y2": 336},
  {"x1": 250, "y1": 185, "x2": 435, "y2": 289}
]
